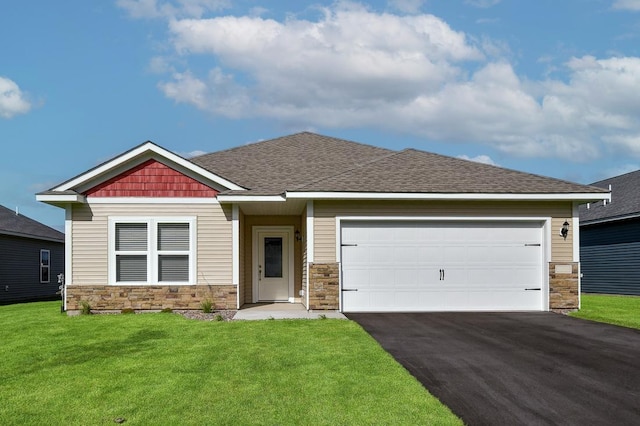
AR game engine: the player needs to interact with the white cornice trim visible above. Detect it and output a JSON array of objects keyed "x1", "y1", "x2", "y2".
[
  {"x1": 36, "y1": 194, "x2": 86, "y2": 204},
  {"x1": 217, "y1": 195, "x2": 286, "y2": 202},
  {"x1": 286, "y1": 191, "x2": 611, "y2": 202},
  {"x1": 54, "y1": 142, "x2": 244, "y2": 192}
]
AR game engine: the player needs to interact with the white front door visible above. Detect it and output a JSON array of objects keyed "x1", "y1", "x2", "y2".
[{"x1": 254, "y1": 227, "x2": 293, "y2": 302}]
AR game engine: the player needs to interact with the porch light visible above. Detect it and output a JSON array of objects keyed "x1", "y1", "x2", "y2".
[
  {"x1": 560, "y1": 221, "x2": 570, "y2": 240},
  {"x1": 295, "y1": 230, "x2": 302, "y2": 242}
]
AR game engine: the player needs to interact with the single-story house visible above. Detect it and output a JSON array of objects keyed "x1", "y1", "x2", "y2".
[
  {"x1": 0, "y1": 204, "x2": 65, "y2": 304},
  {"x1": 579, "y1": 170, "x2": 640, "y2": 295},
  {"x1": 37, "y1": 132, "x2": 609, "y2": 313}
]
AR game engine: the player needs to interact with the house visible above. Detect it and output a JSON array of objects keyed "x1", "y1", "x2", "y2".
[
  {"x1": 0, "y1": 205, "x2": 65, "y2": 304},
  {"x1": 36, "y1": 132, "x2": 609, "y2": 313},
  {"x1": 579, "y1": 170, "x2": 640, "y2": 295}
]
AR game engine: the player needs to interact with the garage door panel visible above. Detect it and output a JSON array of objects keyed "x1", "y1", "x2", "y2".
[{"x1": 341, "y1": 221, "x2": 544, "y2": 312}]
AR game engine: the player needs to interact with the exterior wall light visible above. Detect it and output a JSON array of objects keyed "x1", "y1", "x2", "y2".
[
  {"x1": 561, "y1": 221, "x2": 570, "y2": 240},
  {"x1": 295, "y1": 230, "x2": 302, "y2": 242}
]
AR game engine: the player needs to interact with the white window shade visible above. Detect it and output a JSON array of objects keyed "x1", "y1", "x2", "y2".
[
  {"x1": 157, "y1": 223, "x2": 189, "y2": 250},
  {"x1": 117, "y1": 255, "x2": 148, "y2": 282},
  {"x1": 116, "y1": 223, "x2": 148, "y2": 251}
]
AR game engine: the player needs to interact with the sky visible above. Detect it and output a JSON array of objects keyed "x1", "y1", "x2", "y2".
[{"x1": 2, "y1": 0, "x2": 640, "y2": 231}]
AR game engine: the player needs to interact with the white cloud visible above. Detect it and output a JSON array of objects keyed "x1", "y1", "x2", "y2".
[
  {"x1": 465, "y1": 0, "x2": 502, "y2": 8},
  {"x1": 146, "y1": 3, "x2": 640, "y2": 162},
  {"x1": 612, "y1": 0, "x2": 640, "y2": 11},
  {"x1": 0, "y1": 76, "x2": 32, "y2": 119},
  {"x1": 116, "y1": 0, "x2": 230, "y2": 19},
  {"x1": 388, "y1": 0, "x2": 426, "y2": 14},
  {"x1": 457, "y1": 154, "x2": 498, "y2": 166},
  {"x1": 179, "y1": 149, "x2": 208, "y2": 158}
]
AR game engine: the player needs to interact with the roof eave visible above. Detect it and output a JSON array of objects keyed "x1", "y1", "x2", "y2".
[
  {"x1": 36, "y1": 193, "x2": 86, "y2": 206},
  {"x1": 285, "y1": 191, "x2": 612, "y2": 202},
  {"x1": 580, "y1": 212, "x2": 640, "y2": 226}
]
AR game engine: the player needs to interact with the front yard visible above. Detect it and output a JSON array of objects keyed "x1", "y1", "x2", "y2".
[
  {"x1": 570, "y1": 294, "x2": 640, "y2": 330},
  {"x1": 0, "y1": 302, "x2": 460, "y2": 425}
]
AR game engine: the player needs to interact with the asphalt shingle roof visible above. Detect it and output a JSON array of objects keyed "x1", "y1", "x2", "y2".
[
  {"x1": 191, "y1": 132, "x2": 608, "y2": 196},
  {"x1": 579, "y1": 169, "x2": 640, "y2": 224},
  {"x1": 190, "y1": 132, "x2": 394, "y2": 193},
  {"x1": 0, "y1": 205, "x2": 64, "y2": 242}
]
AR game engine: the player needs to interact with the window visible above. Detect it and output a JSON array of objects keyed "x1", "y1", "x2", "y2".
[
  {"x1": 110, "y1": 218, "x2": 195, "y2": 285},
  {"x1": 40, "y1": 249, "x2": 50, "y2": 283}
]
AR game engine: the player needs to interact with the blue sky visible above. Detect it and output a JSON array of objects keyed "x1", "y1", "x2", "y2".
[{"x1": 2, "y1": 0, "x2": 640, "y2": 231}]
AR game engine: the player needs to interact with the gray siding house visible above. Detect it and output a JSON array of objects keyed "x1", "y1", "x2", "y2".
[
  {"x1": 0, "y1": 205, "x2": 65, "y2": 304},
  {"x1": 579, "y1": 170, "x2": 640, "y2": 295}
]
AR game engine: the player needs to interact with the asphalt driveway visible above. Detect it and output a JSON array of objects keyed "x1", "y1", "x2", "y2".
[{"x1": 347, "y1": 312, "x2": 640, "y2": 425}]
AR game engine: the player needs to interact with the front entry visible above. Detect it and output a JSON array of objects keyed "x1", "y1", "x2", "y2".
[{"x1": 253, "y1": 226, "x2": 294, "y2": 302}]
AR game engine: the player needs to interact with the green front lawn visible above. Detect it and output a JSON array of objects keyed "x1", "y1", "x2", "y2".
[
  {"x1": 571, "y1": 294, "x2": 640, "y2": 330},
  {"x1": 0, "y1": 302, "x2": 460, "y2": 426}
]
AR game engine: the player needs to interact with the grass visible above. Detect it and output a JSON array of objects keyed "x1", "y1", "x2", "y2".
[
  {"x1": 570, "y1": 294, "x2": 640, "y2": 330},
  {"x1": 0, "y1": 302, "x2": 461, "y2": 426}
]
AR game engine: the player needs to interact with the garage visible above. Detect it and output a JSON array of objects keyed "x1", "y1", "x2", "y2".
[{"x1": 340, "y1": 220, "x2": 545, "y2": 312}]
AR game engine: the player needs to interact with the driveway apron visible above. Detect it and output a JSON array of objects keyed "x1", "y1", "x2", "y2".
[{"x1": 347, "y1": 312, "x2": 640, "y2": 425}]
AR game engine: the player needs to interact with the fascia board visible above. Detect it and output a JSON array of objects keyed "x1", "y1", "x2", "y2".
[
  {"x1": 54, "y1": 142, "x2": 244, "y2": 192},
  {"x1": 286, "y1": 191, "x2": 611, "y2": 202},
  {"x1": 36, "y1": 193, "x2": 86, "y2": 203},
  {"x1": 216, "y1": 195, "x2": 286, "y2": 203}
]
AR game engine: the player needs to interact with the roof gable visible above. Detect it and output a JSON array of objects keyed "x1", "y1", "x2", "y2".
[
  {"x1": 0, "y1": 205, "x2": 64, "y2": 242},
  {"x1": 85, "y1": 159, "x2": 219, "y2": 198},
  {"x1": 48, "y1": 141, "x2": 243, "y2": 193}
]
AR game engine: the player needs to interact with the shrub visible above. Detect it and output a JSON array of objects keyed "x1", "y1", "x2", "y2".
[
  {"x1": 121, "y1": 308, "x2": 135, "y2": 315},
  {"x1": 201, "y1": 299, "x2": 213, "y2": 313},
  {"x1": 79, "y1": 301, "x2": 92, "y2": 315},
  {"x1": 160, "y1": 307, "x2": 173, "y2": 313},
  {"x1": 214, "y1": 314, "x2": 224, "y2": 321}
]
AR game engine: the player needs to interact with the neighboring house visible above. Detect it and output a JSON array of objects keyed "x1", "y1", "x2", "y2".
[
  {"x1": 37, "y1": 132, "x2": 609, "y2": 313},
  {"x1": 0, "y1": 205, "x2": 65, "y2": 304},
  {"x1": 579, "y1": 170, "x2": 640, "y2": 295}
]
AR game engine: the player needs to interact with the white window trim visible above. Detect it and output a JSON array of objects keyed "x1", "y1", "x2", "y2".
[
  {"x1": 108, "y1": 217, "x2": 197, "y2": 286},
  {"x1": 40, "y1": 249, "x2": 51, "y2": 283}
]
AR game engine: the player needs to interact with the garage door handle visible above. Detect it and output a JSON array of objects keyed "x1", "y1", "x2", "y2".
[
  {"x1": 525, "y1": 288, "x2": 541, "y2": 291},
  {"x1": 342, "y1": 288, "x2": 358, "y2": 292},
  {"x1": 439, "y1": 269, "x2": 445, "y2": 280}
]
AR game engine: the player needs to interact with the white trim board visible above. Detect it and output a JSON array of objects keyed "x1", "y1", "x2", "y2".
[
  {"x1": 287, "y1": 191, "x2": 610, "y2": 202},
  {"x1": 54, "y1": 142, "x2": 244, "y2": 193}
]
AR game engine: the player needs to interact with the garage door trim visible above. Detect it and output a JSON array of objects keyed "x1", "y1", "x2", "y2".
[{"x1": 336, "y1": 216, "x2": 551, "y2": 312}]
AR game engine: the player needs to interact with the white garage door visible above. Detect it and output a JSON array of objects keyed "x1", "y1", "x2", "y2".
[{"x1": 341, "y1": 221, "x2": 544, "y2": 312}]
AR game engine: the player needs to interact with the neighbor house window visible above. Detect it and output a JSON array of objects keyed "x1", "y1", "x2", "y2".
[
  {"x1": 40, "y1": 249, "x2": 50, "y2": 283},
  {"x1": 110, "y1": 218, "x2": 195, "y2": 285}
]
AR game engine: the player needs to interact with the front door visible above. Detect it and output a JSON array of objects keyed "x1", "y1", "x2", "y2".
[{"x1": 254, "y1": 227, "x2": 292, "y2": 302}]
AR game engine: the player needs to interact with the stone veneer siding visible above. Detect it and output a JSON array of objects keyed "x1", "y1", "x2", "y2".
[
  {"x1": 66, "y1": 285, "x2": 237, "y2": 312},
  {"x1": 549, "y1": 262, "x2": 579, "y2": 310},
  {"x1": 308, "y1": 263, "x2": 340, "y2": 310}
]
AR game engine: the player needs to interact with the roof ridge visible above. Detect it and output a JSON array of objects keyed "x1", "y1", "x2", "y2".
[{"x1": 291, "y1": 148, "x2": 407, "y2": 191}]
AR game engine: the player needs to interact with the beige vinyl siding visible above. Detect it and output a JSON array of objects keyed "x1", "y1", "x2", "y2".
[
  {"x1": 71, "y1": 202, "x2": 232, "y2": 286},
  {"x1": 313, "y1": 200, "x2": 573, "y2": 263}
]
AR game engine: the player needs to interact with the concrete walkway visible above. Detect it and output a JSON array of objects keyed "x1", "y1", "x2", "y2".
[{"x1": 234, "y1": 303, "x2": 347, "y2": 320}]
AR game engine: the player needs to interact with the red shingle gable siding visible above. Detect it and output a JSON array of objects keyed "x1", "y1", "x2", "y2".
[{"x1": 85, "y1": 159, "x2": 218, "y2": 197}]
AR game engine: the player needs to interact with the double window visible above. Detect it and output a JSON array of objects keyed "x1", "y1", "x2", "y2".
[{"x1": 109, "y1": 218, "x2": 195, "y2": 285}]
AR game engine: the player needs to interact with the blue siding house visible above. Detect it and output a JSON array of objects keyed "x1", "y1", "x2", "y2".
[
  {"x1": 579, "y1": 170, "x2": 640, "y2": 295},
  {"x1": 0, "y1": 205, "x2": 64, "y2": 304}
]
